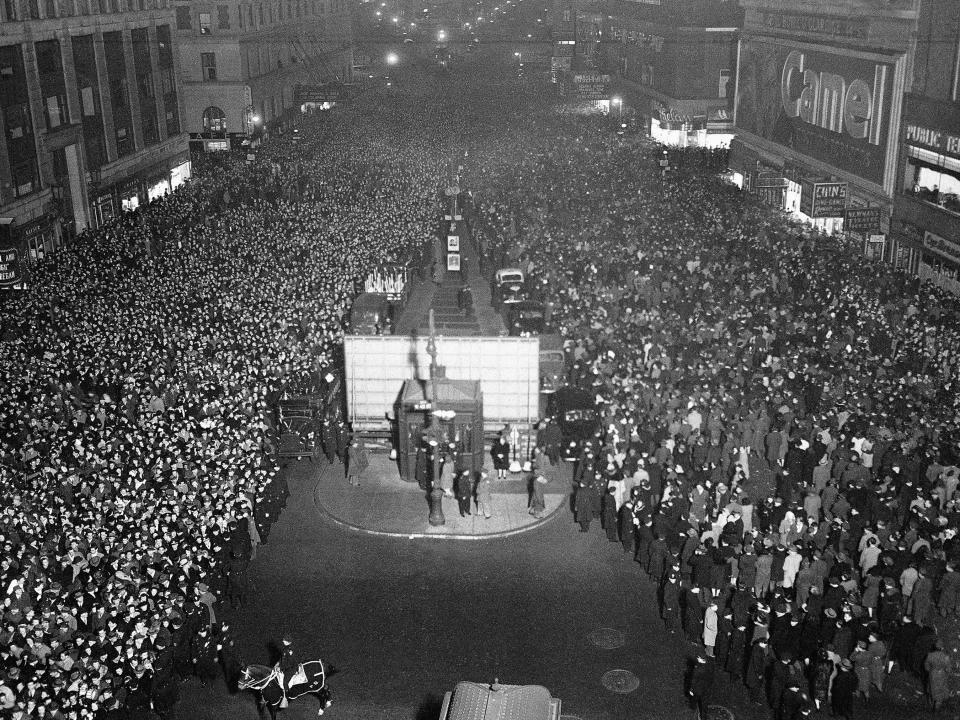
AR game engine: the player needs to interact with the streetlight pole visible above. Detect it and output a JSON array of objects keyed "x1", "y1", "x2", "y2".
[{"x1": 426, "y1": 309, "x2": 446, "y2": 526}]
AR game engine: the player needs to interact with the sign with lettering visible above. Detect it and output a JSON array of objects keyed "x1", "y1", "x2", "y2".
[
  {"x1": 923, "y1": 230, "x2": 960, "y2": 265},
  {"x1": 844, "y1": 207, "x2": 883, "y2": 233},
  {"x1": 736, "y1": 38, "x2": 897, "y2": 185},
  {"x1": 755, "y1": 171, "x2": 788, "y2": 188},
  {"x1": 608, "y1": 27, "x2": 665, "y2": 52},
  {"x1": 904, "y1": 124, "x2": 960, "y2": 158},
  {"x1": 572, "y1": 73, "x2": 610, "y2": 101},
  {"x1": 800, "y1": 181, "x2": 848, "y2": 218},
  {"x1": 295, "y1": 84, "x2": 340, "y2": 104},
  {"x1": 756, "y1": 186, "x2": 786, "y2": 209},
  {"x1": 0, "y1": 247, "x2": 21, "y2": 288},
  {"x1": 754, "y1": 10, "x2": 868, "y2": 40}
]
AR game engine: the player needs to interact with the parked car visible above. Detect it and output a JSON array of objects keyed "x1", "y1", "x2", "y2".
[
  {"x1": 538, "y1": 334, "x2": 565, "y2": 394},
  {"x1": 506, "y1": 300, "x2": 547, "y2": 336},
  {"x1": 349, "y1": 292, "x2": 394, "y2": 335},
  {"x1": 493, "y1": 268, "x2": 526, "y2": 307},
  {"x1": 549, "y1": 387, "x2": 600, "y2": 460}
]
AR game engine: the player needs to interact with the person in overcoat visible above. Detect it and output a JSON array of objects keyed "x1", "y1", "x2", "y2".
[
  {"x1": 455, "y1": 470, "x2": 474, "y2": 517},
  {"x1": 745, "y1": 638, "x2": 769, "y2": 704},
  {"x1": 601, "y1": 486, "x2": 619, "y2": 541},
  {"x1": 475, "y1": 471, "x2": 493, "y2": 519},
  {"x1": 688, "y1": 654, "x2": 716, "y2": 720},
  {"x1": 491, "y1": 434, "x2": 510, "y2": 479},
  {"x1": 528, "y1": 473, "x2": 548, "y2": 518},
  {"x1": 924, "y1": 644, "x2": 951, "y2": 711},
  {"x1": 831, "y1": 659, "x2": 857, "y2": 720},
  {"x1": 661, "y1": 573, "x2": 681, "y2": 632},
  {"x1": 574, "y1": 481, "x2": 598, "y2": 532}
]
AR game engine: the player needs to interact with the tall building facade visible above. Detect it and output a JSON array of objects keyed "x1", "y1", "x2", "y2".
[
  {"x1": 172, "y1": 0, "x2": 354, "y2": 146},
  {"x1": 889, "y1": 0, "x2": 960, "y2": 291},
  {"x1": 0, "y1": 0, "x2": 190, "y2": 287},
  {"x1": 596, "y1": 0, "x2": 742, "y2": 148},
  {"x1": 730, "y1": 0, "x2": 919, "y2": 239}
]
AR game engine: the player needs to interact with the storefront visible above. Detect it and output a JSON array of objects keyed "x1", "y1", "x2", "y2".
[
  {"x1": 170, "y1": 160, "x2": 192, "y2": 191},
  {"x1": 88, "y1": 153, "x2": 192, "y2": 227},
  {"x1": 21, "y1": 216, "x2": 59, "y2": 264},
  {"x1": 650, "y1": 102, "x2": 735, "y2": 149},
  {"x1": 888, "y1": 94, "x2": 960, "y2": 293}
]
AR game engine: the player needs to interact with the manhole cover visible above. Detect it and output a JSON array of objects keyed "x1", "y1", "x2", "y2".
[
  {"x1": 601, "y1": 669, "x2": 640, "y2": 694},
  {"x1": 588, "y1": 628, "x2": 626, "y2": 649},
  {"x1": 704, "y1": 705, "x2": 735, "y2": 720}
]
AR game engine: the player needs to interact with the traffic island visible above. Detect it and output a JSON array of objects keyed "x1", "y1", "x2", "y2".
[{"x1": 312, "y1": 453, "x2": 570, "y2": 539}]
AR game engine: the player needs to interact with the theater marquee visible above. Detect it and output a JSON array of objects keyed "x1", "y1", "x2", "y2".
[{"x1": 735, "y1": 37, "x2": 903, "y2": 188}]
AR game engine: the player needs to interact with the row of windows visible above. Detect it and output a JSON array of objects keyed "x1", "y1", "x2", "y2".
[
  {"x1": 197, "y1": 35, "x2": 331, "y2": 83},
  {"x1": 1, "y1": 0, "x2": 168, "y2": 21},
  {"x1": 175, "y1": 0, "x2": 345, "y2": 33},
  {"x1": 1, "y1": 31, "x2": 180, "y2": 199}
]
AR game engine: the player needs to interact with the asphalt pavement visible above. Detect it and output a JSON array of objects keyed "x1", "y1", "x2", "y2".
[
  {"x1": 176, "y1": 458, "x2": 699, "y2": 720},
  {"x1": 175, "y1": 457, "x2": 946, "y2": 720}
]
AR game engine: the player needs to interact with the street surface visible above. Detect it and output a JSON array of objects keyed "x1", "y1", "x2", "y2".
[{"x1": 178, "y1": 459, "x2": 694, "y2": 720}]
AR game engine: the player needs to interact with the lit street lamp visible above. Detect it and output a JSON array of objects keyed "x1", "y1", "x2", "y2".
[
  {"x1": 611, "y1": 96, "x2": 622, "y2": 121},
  {"x1": 386, "y1": 52, "x2": 399, "y2": 65}
]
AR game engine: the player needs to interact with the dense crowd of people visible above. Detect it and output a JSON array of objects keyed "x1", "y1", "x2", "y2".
[
  {"x1": 464, "y1": 99, "x2": 960, "y2": 717},
  {"x1": 0, "y1": 70, "x2": 455, "y2": 719},
  {"x1": 2, "y1": 48, "x2": 959, "y2": 720}
]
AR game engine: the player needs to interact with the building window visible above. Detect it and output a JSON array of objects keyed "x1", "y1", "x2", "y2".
[
  {"x1": 258, "y1": 3, "x2": 263, "y2": 24},
  {"x1": 4, "y1": 0, "x2": 18, "y2": 20},
  {"x1": 199, "y1": 12, "x2": 212, "y2": 33},
  {"x1": 217, "y1": 4, "x2": 229, "y2": 27},
  {"x1": 175, "y1": 5, "x2": 191, "y2": 28},
  {"x1": 3, "y1": 103, "x2": 33, "y2": 140},
  {"x1": 11, "y1": 158, "x2": 39, "y2": 198},
  {"x1": 202, "y1": 105, "x2": 226, "y2": 132},
  {"x1": 905, "y1": 147, "x2": 960, "y2": 216},
  {"x1": 201, "y1": 52, "x2": 217, "y2": 80},
  {"x1": 719, "y1": 69, "x2": 731, "y2": 99}
]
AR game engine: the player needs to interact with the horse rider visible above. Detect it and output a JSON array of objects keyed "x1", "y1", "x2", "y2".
[{"x1": 275, "y1": 635, "x2": 308, "y2": 697}]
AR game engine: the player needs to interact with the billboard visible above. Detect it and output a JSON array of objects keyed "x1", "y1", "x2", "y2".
[{"x1": 736, "y1": 38, "x2": 897, "y2": 185}]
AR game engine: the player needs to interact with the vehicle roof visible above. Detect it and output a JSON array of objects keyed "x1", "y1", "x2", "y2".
[
  {"x1": 445, "y1": 682, "x2": 552, "y2": 720},
  {"x1": 538, "y1": 334, "x2": 564, "y2": 350},
  {"x1": 553, "y1": 386, "x2": 595, "y2": 408},
  {"x1": 496, "y1": 268, "x2": 524, "y2": 278},
  {"x1": 511, "y1": 300, "x2": 544, "y2": 311},
  {"x1": 352, "y1": 293, "x2": 389, "y2": 310}
]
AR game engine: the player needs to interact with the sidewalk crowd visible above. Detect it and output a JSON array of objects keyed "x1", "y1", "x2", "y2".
[{"x1": 464, "y1": 87, "x2": 960, "y2": 718}]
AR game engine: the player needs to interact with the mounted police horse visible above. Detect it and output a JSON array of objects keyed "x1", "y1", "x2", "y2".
[{"x1": 238, "y1": 659, "x2": 336, "y2": 718}]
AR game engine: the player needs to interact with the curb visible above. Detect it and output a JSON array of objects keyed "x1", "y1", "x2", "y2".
[{"x1": 311, "y1": 476, "x2": 568, "y2": 540}]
